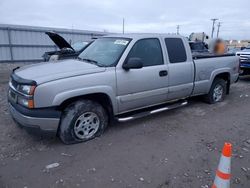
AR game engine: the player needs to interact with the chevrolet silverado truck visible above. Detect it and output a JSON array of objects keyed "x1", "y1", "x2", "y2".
[{"x1": 8, "y1": 34, "x2": 239, "y2": 144}]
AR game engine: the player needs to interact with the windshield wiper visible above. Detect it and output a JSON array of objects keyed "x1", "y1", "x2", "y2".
[
  {"x1": 81, "y1": 58, "x2": 98, "y2": 64},
  {"x1": 77, "y1": 57, "x2": 105, "y2": 67}
]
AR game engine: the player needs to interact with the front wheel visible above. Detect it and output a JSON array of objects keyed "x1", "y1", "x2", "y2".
[
  {"x1": 204, "y1": 78, "x2": 227, "y2": 104},
  {"x1": 59, "y1": 100, "x2": 108, "y2": 144}
]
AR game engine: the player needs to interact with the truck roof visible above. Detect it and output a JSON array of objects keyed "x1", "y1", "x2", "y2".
[{"x1": 103, "y1": 33, "x2": 185, "y2": 40}]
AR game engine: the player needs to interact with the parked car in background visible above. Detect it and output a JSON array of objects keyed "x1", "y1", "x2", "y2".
[
  {"x1": 228, "y1": 47, "x2": 242, "y2": 55},
  {"x1": 42, "y1": 32, "x2": 92, "y2": 61},
  {"x1": 8, "y1": 34, "x2": 239, "y2": 144},
  {"x1": 189, "y1": 41, "x2": 209, "y2": 55},
  {"x1": 236, "y1": 46, "x2": 250, "y2": 75}
]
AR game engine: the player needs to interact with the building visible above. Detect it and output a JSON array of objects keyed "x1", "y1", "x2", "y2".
[
  {"x1": 225, "y1": 39, "x2": 250, "y2": 48},
  {"x1": 0, "y1": 24, "x2": 108, "y2": 63}
]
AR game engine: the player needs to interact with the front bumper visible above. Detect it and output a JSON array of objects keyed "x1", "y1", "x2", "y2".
[{"x1": 9, "y1": 103, "x2": 60, "y2": 135}]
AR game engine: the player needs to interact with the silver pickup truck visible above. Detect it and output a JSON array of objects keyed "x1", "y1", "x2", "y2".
[{"x1": 8, "y1": 34, "x2": 239, "y2": 144}]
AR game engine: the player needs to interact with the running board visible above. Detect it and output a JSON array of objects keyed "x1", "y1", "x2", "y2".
[{"x1": 116, "y1": 100, "x2": 188, "y2": 122}]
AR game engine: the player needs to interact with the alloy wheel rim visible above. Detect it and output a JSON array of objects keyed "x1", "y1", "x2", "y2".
[
  {"x1": 213, "y1": 84, "x2": 223, "y2": 102},
  {"x1": 74, "y1": 112, "x2": 100, "y2": 139}
]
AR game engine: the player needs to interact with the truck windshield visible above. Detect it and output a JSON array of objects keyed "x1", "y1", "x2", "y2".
[{"x1": 78, "y1": 38, "x2": 131, "y2": 67}]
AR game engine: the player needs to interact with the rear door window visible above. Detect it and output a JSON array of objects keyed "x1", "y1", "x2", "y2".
[{"x1": 165, "y1": 38, "x2": 187, "y2": 63}]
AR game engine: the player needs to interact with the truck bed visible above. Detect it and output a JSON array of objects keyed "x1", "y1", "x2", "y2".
[{"x1": 193, "y1": 53, "x2": 235, "y2": 59}]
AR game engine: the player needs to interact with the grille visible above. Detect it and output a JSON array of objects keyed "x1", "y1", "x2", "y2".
[
  {"x1": 8, "y1": 89, "x2": 17, "y2": 103},
  {"x1": 11, "y1": 78, "x2": 19, "y2": 90},
  {"x1": 238, "y1": 53, "x2": 250, "y2": 64}
]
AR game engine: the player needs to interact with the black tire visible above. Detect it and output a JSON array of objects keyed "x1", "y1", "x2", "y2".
[
  {"x1": 204, "y1": 78, "x2": 227, "y2": 104},
  {"x1": 59, "y1": 100, "x2": 108, "y2": 144}
]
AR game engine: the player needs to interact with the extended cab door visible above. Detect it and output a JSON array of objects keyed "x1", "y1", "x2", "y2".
[
  {"x1": 116, "y1": 38, "x2": 169, "y2": 113},
  {"x1": 164, "y1": 38, "x2": 195, "y2": 100}
]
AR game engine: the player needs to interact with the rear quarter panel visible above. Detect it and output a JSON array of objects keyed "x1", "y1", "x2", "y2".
[{"x1": 192, "y1": 55, "x2": 239, "y2": 95}]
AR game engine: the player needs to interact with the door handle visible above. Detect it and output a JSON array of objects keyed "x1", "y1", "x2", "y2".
[{"x1": 159, "y1": 70, "x2": 168, "y2": 77}]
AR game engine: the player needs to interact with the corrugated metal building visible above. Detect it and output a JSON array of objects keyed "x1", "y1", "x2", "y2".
[{"x1": 0, "y1": 24, "x2": 108, "y2": 63}]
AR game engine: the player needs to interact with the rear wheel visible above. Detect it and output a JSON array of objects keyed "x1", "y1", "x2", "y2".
[
  {"x1": 59, "y1": 100, "x2": 108, "y2": 144},
  {"x1": 204, "y1": 78, "x2": 227, "y2": 104}
]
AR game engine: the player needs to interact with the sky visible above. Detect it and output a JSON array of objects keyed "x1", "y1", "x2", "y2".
[{"x1": 0, "y1": 0, "x2": 249, "y2": 40}]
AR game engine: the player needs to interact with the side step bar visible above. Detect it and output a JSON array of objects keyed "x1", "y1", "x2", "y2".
[{"x1": 116, "y1": 100, "x2": 188, "y2": 122}]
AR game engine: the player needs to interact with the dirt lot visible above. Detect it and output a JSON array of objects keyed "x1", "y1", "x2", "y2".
[{"x1": 0, "y1": 63, "x2": 250, "y2": 188}]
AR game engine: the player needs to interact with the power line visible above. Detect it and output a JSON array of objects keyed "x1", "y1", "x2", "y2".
[
  {"x1": 176, "y1": 25, "x2": 180, "y2": 35},
  {"x1": 217, "y1": 22, "x2": 222, "y2": 38},
  {"x1": 122, "y1": 18, "x2": 125, "y2": 34},
  {"x1": 211, "y1": 18, "x2": 218, "y2": 38}
]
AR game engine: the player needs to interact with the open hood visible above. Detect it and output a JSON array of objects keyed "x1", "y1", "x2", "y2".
[{"x1": 46, "y1": 31, "x2": 74, "y2": 51}]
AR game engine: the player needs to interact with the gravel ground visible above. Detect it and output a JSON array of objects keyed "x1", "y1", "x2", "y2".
[
  {"x1": 0, "y1": 63, "x2": 250, "y2": 188},
  {"x1": 0, "y1": 63, "x2": 31, "y2": 84}
]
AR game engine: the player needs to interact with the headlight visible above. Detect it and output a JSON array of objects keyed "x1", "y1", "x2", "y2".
[
  {"x1": 18, "y1": 85, "x2": 36, "y2": 95},
  {"x1": 17, "y1": 96, "x2": 34, "y2": 108}
]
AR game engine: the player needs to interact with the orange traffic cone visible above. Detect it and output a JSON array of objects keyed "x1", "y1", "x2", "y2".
[{"x1": 212, "y1": 142, "x2": 232, "y2": 188}]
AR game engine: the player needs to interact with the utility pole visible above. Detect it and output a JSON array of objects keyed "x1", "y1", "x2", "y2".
[
  {"x1": 211, "y1": 18, "x2": 218, "y2": 38},
  {"x1": 176, "y1": 25, "x2": 180, "y2": 35},
  {"x1": 217, "y1": 22, "x2": 222, "y2": 38},
  {"x1": 122, "y1": 18, "x2": 125, "y2": 34}
]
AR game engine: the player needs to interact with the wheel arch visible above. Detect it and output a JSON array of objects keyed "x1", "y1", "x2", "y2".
[
  {"x1": 57, "y1": 93, "x2": 115, "y2": 121},
  {"x1": 210, "y1": 71, "x2": 231, "y2": 94},
  {"x1": 213, "y1": 72, "x2": 231, "y2": 94}
]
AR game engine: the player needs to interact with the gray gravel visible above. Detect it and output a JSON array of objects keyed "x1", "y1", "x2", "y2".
[
  {"x1": 0, "y1": 64, "x2": 250, "y2": 188},
  {"x1": 0, "y1": 62, "x2": 32, "y2": 84}
]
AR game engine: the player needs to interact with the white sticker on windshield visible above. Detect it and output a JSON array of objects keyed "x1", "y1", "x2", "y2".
[{"x1": 114, "y1": 40, "x2": 129, "y2": 45}]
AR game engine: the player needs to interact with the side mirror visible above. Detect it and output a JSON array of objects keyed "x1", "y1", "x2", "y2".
[{"x1": 123, "y1": 57, "x2": 143, "y2": 70}]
